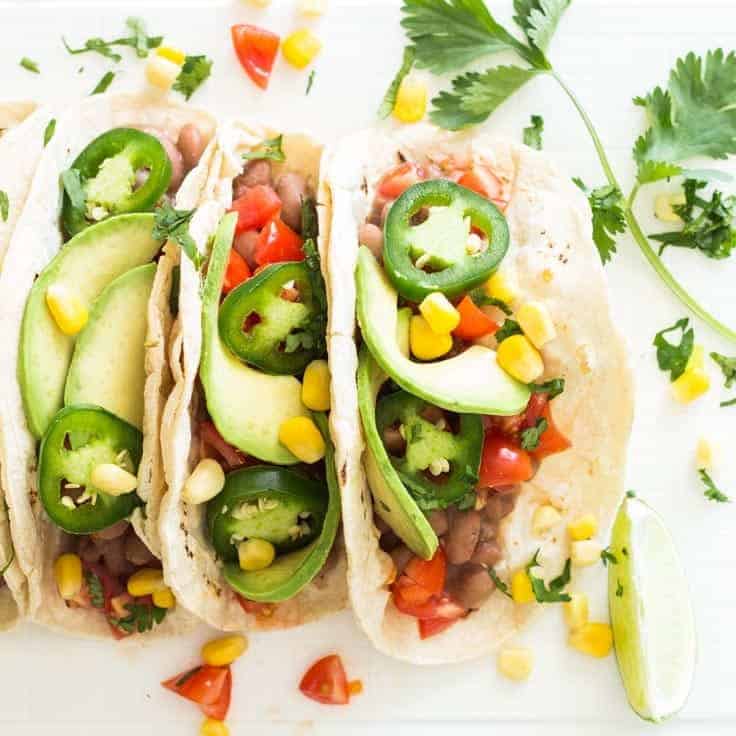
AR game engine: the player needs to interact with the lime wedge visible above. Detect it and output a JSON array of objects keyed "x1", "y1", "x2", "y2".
[{"x1": 608, "y1": 497, "x2": 696, "y2": 723}]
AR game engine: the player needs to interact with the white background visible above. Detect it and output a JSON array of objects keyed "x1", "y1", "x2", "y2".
[{"x1": 0, "y1": 1, "x2": 735, "y2": 734}]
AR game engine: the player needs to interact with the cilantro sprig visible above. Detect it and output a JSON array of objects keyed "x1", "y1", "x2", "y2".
[
  {"x1": 530, "y1": 377, "x2": 565, "y2": 400},
  {"x1": 113, "y1": 602, "x2": 167, "y2": 634},
  {"x1": 62, "y1": 17, "x2": 161, "y2": 62},
  {"x1": 173, "y1": 55, "x2": 213, "y2": 101},
  {"x1": 520, "y1": 417, "x2": 547, "y2": 450},
  {"x1": 527, "y1": 550, "x2": 571, "y2": 603},
  {"x1": 495, "y1": 318, "x2": 522, "y2": 343},
  {"x1": 573, "y1": 179, "x2": 626, "y2": 264},
  {"x1": 699, "y1": 469, "x2": 730, "y2": 503},
  {"x1": 523, "y1": 114, "x2": 544, "y2": 150},
  {"x1": 488, "y1": 566, "x2": 511, "y2": 597},
  {"x1": 242, "y1": 135, "x2": 286, "y2": 163},
  {"x1": 653, "y1": 318, "x2": 694, "y2": 381},
  {"x1": 153, "y1": 203, "x2": 202, "y2": 269}
]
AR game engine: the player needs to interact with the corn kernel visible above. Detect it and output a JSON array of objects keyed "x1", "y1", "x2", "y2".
[
  {"x1": 282, "y1": 29, "x2": 322, "y2": 69},
  {"x1": 393, "y1": 76, "x2": 428, "y2": 124},
  {"x1": 695, "y1": 437, "x2": 715, "y2": 470},
  {"x1": 145, "y1": 55, "x2": 181, "y2": 91},
  {"x1": 532, "y1": 504, "x2": 561, "y2": 537},
  {"x1": 298, "y1": 0, "x2": 328, "y2": 16},
  {"x1": 238, "y1": 538, "x2": 276, "y2": 571},
  {"x1": 90, "y1": 463, "x2": 138, "y2": 496},
  {"x1": 568, "y1": 513, "x2": 598, "y2": 541},
  {"x1": 672, "y1": 369, "x2": 710, "y2": 404},
  {"x1": 497, "y1": 647, "x2": 533, "y2": 680},
  {"x1": 54, "y1": 553, "x2": 83, "y2": 600},
  {"x1": 201, "y1": 634, "x2": 249, "y2": 666},
  {"x1": 654, "y1": 192, "x2": 686, "y2": 223},
  {"x1": 183, "y1": 458, "x2": 225, "y2": 505},
  {"x1": 127, "y1": 568, "x2": 166, "y2": 597},
  {"x1": 568, "y1": 622, "x2": 613, "y2": 658},
  {"x1": 571, "y1": 540, "x2": 601, "y2": 567},
  {"x1": 483, "y1": 270, "x2": 517, "y2": 305},
  {"x1": 201, "y1": 718, "x2": 229, "y2": 736},
  {"x1": 278, "y1": 416, "x2": 326, "y2": 463},
  {"x1": 155, "y1": 46, "x2": 186, "y2": 66},
  {"x1": 496, "y1": 334, "x2": 544, "y2": 383},
  {"x1": 46, "y1": 283, "x2": 88, "y2": 336},
  {"x1": 152, "y1": 587, "x2": 176, "y2": 609},
  {"x1": 419, "y1": 292, "x2": 460, "y2": 335},
  {"x1": 302, "y1": 359, "x2": 331, "y2": 411},
  {"x1": 517, "y1": 301, "x2": 556, "y2": 349},
  {"x1": 511, "y1": 569, "x2": 535, "y2": 604},
  {"x1": 410, "y1": 315, "x2": 453, "y2": 361},
  {"x1": 563, "y1": 593, "x2": 589, "y2": 631}
]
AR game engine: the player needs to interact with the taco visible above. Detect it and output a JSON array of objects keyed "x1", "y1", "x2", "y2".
[
  {"x1": 159, "y1": 120, "x2": 346, "y2": 631},
  {"x1": 321, "y1": 124, "x2": 634, "y2": 663},
  {"x1": 0, "y1": 92, "x2": 216, "y2": 637}
]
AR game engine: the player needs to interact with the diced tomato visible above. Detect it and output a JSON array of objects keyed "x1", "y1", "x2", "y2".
[
  {"x1": 163, "y1": 665, "x2": 230, "y2": 709},
  {"x1": 478, "y1": 430, "x2": 534, "y2": 488},
  {"x1": 83, "y1": 562, "x2": 123, "y2": 614},
  {"x1": 393, "y1": 588, "x2": 466, "y2": 621},
  {"x1": 531, "y1": 404, "x2": 571, "y2": 461},
  {"x1": 401, "y1": 547, "x2": 446, "y2": 596},
  {"x1": 255, "y1": 217, "x2": 304, "y2": 266},
  {"x1": 419, "y1": 615, "x2": 460, "y2": 640},
  {"x1": 453, "y1": 295, "x2": 499, "y2": 341},
  {"x1": 458, "y1": 167, "x2": 505, "y2": 207},
  {"x1": 377, "y1": 162, "x2": 423, "y2": 199},
  {"x1": 222, "y1": 249, "x2": 252, "y2": 294},
  {"x1": 200, "y1": 420, "x2": 248, "y2": 470},
  {"x1": 231, "y1": 24, "x2": 280, "y2": 90},
  {"x1": 299, "y1": 655, "x2": 350, "y2": 706},
  {"x1": 200, "y1": 668, "x2": 232, "y2": 721},
  {"x1": 230, "y1": 185, "x2": 282, "y2": 235},
  {"x1": 522, "y1": 392, "x2": 548, "y2": 429},
  {"x1": 236, "y1": 594, "x2": 275, "y2": 619}
]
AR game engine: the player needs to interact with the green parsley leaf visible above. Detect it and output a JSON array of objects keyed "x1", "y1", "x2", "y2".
[
  {"x1": 530, "y1": 377, "x2": 565, "y2": 399},
  {"x1": 91, "y1": 71, "x2": 115, "y2": 95},
  {"x1": 526, "y1": 550, "x2": 571, "y2": 603},
  {"x1": 60, "y1": 168, "x2": 86, "y2": 214},
  {"x1": 0, "y1": 191, "x2": 8, "y2": 223},
  {"x1": 306, "y1": 70, "x2": 316, "y2": 96},
  {"x1": 615, "y1": 579, "x2": 624, "y2": 597},
  {"x1": 43, "y1": 119, "x2": 56, "y2": 147},
  {"x1": 520, "y1": 417, "x2": 548, "y2": 450},
  {"x1": 523, "y1": 113, "x2": 544, "y2": 149},
  {"x1": 710, "y1": 351, "x2": 736, "y2": 388},
  {"x1": 653, "y1": 317, "x2": 694, "y2": 381},
  {"x1": 62, "y1": 17, "x2": 161, "y2": 62},
  {"x1": 113, "y1": 602, "x2": 167, "y2": 634},
  {"x1": 600, "y1": 547, "x2": 618, "y2": 567},
  {"x1": 20, "y1": 57, "x2": 40, "y2": 74},
  {"x1": 378, "y1": 46, "x2": 415, "y2": 119},
  {"x1": 173, "y1": 55, "x2": 213, "y2": 101},
  {"x1": 242, "y1": 135, "x2": 286, "y2": 163},
  {"x1": 513, "y1": 0, "x2": 571, "y2": 53},
  {"x1": 573, "y1": 178, "x2": 627, "y2": 264},
  {"x1": 84, "y1": 569, "x2": 105, "y2": 609},
  {"x1": 699, "y1": 469, "x2": 730, "y2": 503},
  {"x1": 488, "y1": 567, "x2": 512, "y2": 598},
  {"x1": 152, "y1": 203, "x2": 202, "y2": 269},
  {"x1": 495, "y1": 318, "x2": 522, "y2": 343}
]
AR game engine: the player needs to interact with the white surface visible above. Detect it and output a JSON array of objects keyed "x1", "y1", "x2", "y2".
[{"x1": 1, "y1": 0, "x2": 735, "y2": 734}]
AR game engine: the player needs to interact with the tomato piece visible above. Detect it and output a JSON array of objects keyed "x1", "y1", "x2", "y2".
[
  {"x1": 255, "y1": 217, "x2": 304, "y2": 266},
  {"x1": 222, "y1": 249, "x2": 252, "y2": 294},
  {"x1": 200, "y1": 668, "x2": 232, "y2": 721},
  {"x1": 532, "y1": 404, "x2": 571, "y2": 461},
  {"x1": 453, "y1": 295, "x2": 499, "y2": 341},
  {"x1": 478, "y1": 430, "x2": 534, "y2": 488},
  {"x1": 419, "y1": 616, "x2": 459, "y2": 639},
  {"x1": 378, "y1": 162, "x2": 423, "y2": 199},
  {"x1": 230, "y1": 185, "x2": 281, "y2": 235},
  {"x1": 163, "y1": 665, "x2": 230, "y2": 707},
  {"x1": 299, "y1": 655, "x2": 350, "y2": 706},
  {"x1": 522, "y1": 392, "x2": 548, "y2": 429},
  {"x1": 394, "y1": 588, "x2": 466, "y2": 620},
  {"x1": 200, "y1": 420, "x2": 249, "y2": 470},
  {"x1": 458, "y1": 166, "x2": 508, "y2": 211},
  {"x1": 402, "y1": 547, "x2": 446, "y2": 597},
  {"x1": 231, "y1": 24, "x2": 280, "y2": 90},
  {"x1": 236, "y1": 594, "x2": 275, "y2": 618}
]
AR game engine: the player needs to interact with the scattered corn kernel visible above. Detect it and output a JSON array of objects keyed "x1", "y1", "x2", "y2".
[
  {"x1": 410, "y1": 314, "x2": 453, "y2": 360},
  {"x1": 152, "y1": 586, "x2": 176, "y2": 609},
  {"x1": 238, "y1": 538, "x2": 276, "y2": 571},
  {"x1": 393, "y1": 76, "x2": 428, "y2": 124},
  {"x1": 568, "y1": 513, "x2": 598, "y2": 541},
  {"x1": 484, "y1": 270, "x2": 517, "y2": 304},
  {"x1": 127, "y1": 567, "x2": 166, "y2": 597},
  {"x1": 183, "y1": 458, "x2": 225, "y2": 505},
  {"x1": 531, "y1": 504, "x2": 561, "y2": 537},
  {"x1": 201, "y1": 634, "x2": 249, "y2": 666},
  {"x1": 282, "y1": 29, "x2": 322, "y2": 69},
  {"x1": 571, "y1": 540, "x2": 602, "y2": 567},
  {"x1": 155, "y1": 46, "x2": 186, "y2": 66},
  {"x1": 90, "y1": 463, "x2": 138, "y2": 496},
  {"x1": 278, "y1": 416, "x2": 326, "y2": 463},
  {"x1": 46, "y1": 283, "x2": 88, "y2": 336},
  {"x1": 569, "y1": 622, "x2": 613, "y2": 658},
  {"x1": 302, "y1": 359, "x2": 331, "y2": 411},
  {"x1": 672, "y1": 345, "x2": 710, "y2": 403},
  {"x1": 146, "y1": 55, "x2": 181, "y2": 91},
  {"x1": 200, "y1": 718, "x2": 229, "y2": 736},
  {"x1": 348, "y1": 679, "x2": 364, "y2": 696},
  {"x1": 496, "y1": 334, "x2": 544, "y2": 383},
  {"x1": 54, "y1": 553, "x2": 83, "y2": 600},
  {"x1": 298, "y1": 0, "x2": 328, "y2": 16},
  {"x1": 654, "y1": 192, "x2": 686, "y2": 223},
  {"x1": 517, "y1": 301, "x2": 556, "y2": 349},
  {"x1": 419, "y1": 292, "x2": 460, "y2": 335},
  {"x1": 511, "y1": 569, "x2": 535, "y2": 604},
  {"x1": 695, "y1": 437, "x2": 715, "y2": 470},
  {"x1": 563, "y1": 593, "x2": 589, "y2": 631},
  {"x1": 497, "y1": 647, "x2": 534, "y2": 681}
]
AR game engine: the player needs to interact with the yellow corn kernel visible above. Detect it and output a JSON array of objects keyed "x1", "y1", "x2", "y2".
[
  {"x1": 496, "y1": 334, "x2": 544, "y2": 383},
  {"x1": 152, "y1": 586, "x2": 176, "y2": 609},
  {"x1": 183, "y1": 458, "x2": 225, "y2": 505},
  {"x1": 127, "y1": 568, "x2": 166, "y2": 597},
  {"x1": 563, "y1": 593, "x2": 589, "y2": 631},
  {"x1": 282, "y1": 29, "x2": 322, "y2": 69},
  {"x1": 90, "y1": 463, "x2": 138, "y2": 496},
  {"x1": 410, "y1": 315, "x2": 453, "y2": 361},
  {"x1": 201, "y1": 634, "x2": 249, "y2": 667},
  {"x1": 532, "y1": 504, "x2": 561, "y2": 537},
  {"x1": 302, "y1": 359, "x2": 331, "y2": 411},
  {"x1": 155, "y1": 46, "x2": 186, "y2": 66},
  {"x1": 419, "y1": 292, "x2": 460, "y2": 335},
  {"x1": 654, "y1": 192, "x2": 686, "y2": 223},
  {"x1": 569, "y1": 622, "x2": 613, "y2": 658},
  {"x1": 145, "y1": 55, "x2": 181, "y2": 91},
  {"x1": 517, "y1": 301, "x2": 556, "y2": 349},
  {"x1": 278, "y1": 416, "x2": 326, "y2": 463},
  {"x1": 54, "y1": 553, "x2": 83, "y2": 600},
  {"x1": 695, "y1": 437, "x2": 715, "y2": 470},
  {"x1": 298, "y1": 0, "x2": 328, "y2": 16},
  {"x1": 238, "y1": 538, "x2": 276, "y2": 572},
  {"x1": 511, "y1": 569, "x2": 535, "y2": 604},
  {"x1": 46, "y1": 283, "x2": 88, "y2": 336},
  {"x1": 571, "y1": 540, "x2": 601, "y2": 567},
  {"x1": 671, "y1": 345, "x2": 710, "y2": 403},
  {"x1": 200, "y1": 718, "x2": 229, "y2": 736},
  {"x1": 484, "y1": 271, "x2": 517, "y2": 304},
  {"x1": 393, "y1": 76, "x2": 428, "y2": 124},
  {"x1": 497, "y1": 647, "x2": 534, "y2": 681},
  {"x1": 568, "y1": 513, "x2": 598, "y2": 541}
]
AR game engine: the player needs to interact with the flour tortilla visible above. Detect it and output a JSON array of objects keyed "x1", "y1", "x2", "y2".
[
  {"x1": 159, "y1": 119, "x2": 347, "y2": 631},
  {"x1": 0, "y1": 92, "x2": 216, "y2": 637},
  {"x1": 321, "y1": 124, "x2": 634, "y2": 664}
]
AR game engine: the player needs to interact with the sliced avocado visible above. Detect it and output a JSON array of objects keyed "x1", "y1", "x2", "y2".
[
  {"x1": 356, "y1": 246, "x2": 530, "y2": 415},
  {"x1": 200, "y1": 213, "x2": 309, "y2": 465},
  {"x1": 64, "y1": 263, "x2": 156, "y2": 430},
  {"x1": 19, "y1": 214, "x2": 164, "y2": 439}
]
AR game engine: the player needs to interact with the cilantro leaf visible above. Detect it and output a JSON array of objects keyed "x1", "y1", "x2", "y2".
[
  {"x1": 152, "y1": 203, "x2": 202, "y2": 269},
  {"x1": 113, "y1": 603, "x2": 167, "y2": 634},
  {"x1": 43, "y1": 119, "x2": 56, "y2": 147},
  {"x1": 523, "y1": 113, "x2": 544, "y2": 149},
  {"x1": 573, "y1": 178, "x2": 627, "y2": 264},
  {"x1": 527, "y1": 550, "x2": 571, "y2": 603},
  {"x1": 488, "y1": 567, "x2": 512, "y2": 598},
  {"x1": 20, "y1": 57, "x2": 40, "y2": 74},
  {"x1": 173, "y1": 55, "x2": 213, "y2": 101},
  {"x1": 242, "y1": 135, "x2": 286, "y2": 163},
  {"x1": 300, "y1": 199, "x2": 327, "y2": 359},
  {"x1": 0, "y1": 191, "x2": 8, "y2": 223},
  {"x1": 530, "y1": 377, "x2": 565, "y2": 399},
  {"x1": 636, "y1": 160, "x2": 683, "y2": 186},
  {"x1": 62, "y1": 17, "x2": 161, "y2": 62},
  {"x1": 379, "y1": 46, "x2": 416, "y2": 119},
  {"x1": 91, "y1": 71, "x2": 115, "y2": 95},
  {"x1": 468, "y1": 289, "x2": 512, "y2": 315},
  {"x1": 306, "y1": 70, "x2": 316, "y2": 96},
  {"x1": 711, "y1": 352, "x2": 736, "y2": 388},
  {"x1": 600, "y1": 547, "x2": 618, "y2": 567},
  {"x1": 520, "y1": 417, "x2": 548, "y2": 450},
  {"x1": 721, "y1": 397, "x2": 736, "y2": 407},
  {"x1": 513, "y1": 0, "x2": 571, "y2": 53},
  {"x1": 125, "y1": 17, "x2": 158, "y2": 58},
  {"x1": 699, "y1": 469, "x2": 730, "y2": 503},
  {"x1": 61, "y1": 168, "x2": 86, "y2": 215},
  {"x1": 653, "y1": 317, "x2": 694, "y2": 381},
  {"x1": 84, "y1": 569, "x2": 105, "y2": 609},
  {"x1": 495, "y1": 318, "x2": 522, "y2": 344}
]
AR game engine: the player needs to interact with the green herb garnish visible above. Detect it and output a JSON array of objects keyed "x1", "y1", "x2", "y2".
[
  {"x1": 526, "y1": 550, "x2": 571, "y2": 603},
  {"x1": 601, "y1": 547, "x2": 618, "y2": 567},
  {"x1": 0, "y1": 191, "x2": 8, "y2": 223},
  {"x1": 523, "y1": 113, "x2": 544, "y2": 149},
  {"x1": 495, "y1": 318, "x2": 522, "y2": 343},
  {"x1": 379, "y1": 46, "x2": 415, "y2": 118},
  {"x1": 242, "y1": 135, "x2": 286, "y2": 163},
  {"x1": 113, "y1": 603, "x2": 167, "y2": 634},
  {"x1": 530, "y1": 377, "x2": 565, "y2": 400},
  {"x1": 20, "y1": 57, "x2": 40, "y2": 74},
  {"x1": 91, "y1": 71, "x2": 115, "y2": 95},
  {"x1": 173, "y1": 55, "x2": 213, "y2": 101},
  {"x1": 615, "y1": 579, "x2": 624, "y2": 597},
  {"x1": 573, "y1": 178, "x2": 626, "y2": 264},
  {"x1": 60, "y1": 168, "x2": 86, "y2": 214},
  {"x1": 62, "y1": 17, "x2": 161, "y2": 62},
  {"x1": 43, "y1": 119, "x2": 56, "y2": 147},
  {"x1": 306, "y1": 69, "x2": 316, "y2": 96},
  {"x1": 153, "y1": 203, "x2": 202, "y2": 269},
  {"x1": 653, "y1": 318, "x2": 694, "y2": 381},
  {"x1": 520, "y1": 417, "x2": 547, "y2": 450},
  {"x1": 84, "y1": 569, "x2": 105, "y2": 609},
  {"x1": 488, "y1": 567, "x2": 511, "y2": 598},
  {"x1": 710, "y1": 352, "x2": 736, "y2": 388},
  {"x1": 699, "y1": 469, "x2": 730, "y2": 503}
]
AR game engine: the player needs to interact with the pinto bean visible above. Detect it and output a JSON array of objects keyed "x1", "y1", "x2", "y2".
[
  {"x1": 91, "y1": 519, "x2": 129, "y2": 542},
  {"x1": 78, "y1": 536, "x2": 103, "y2": 564},
  {"x1": 445, "y1": 509, "x2": 481, "y2": 565},
  {"x1": 98, "y1": 536, "x2": 131, "y2": 578},
  {"x1": 233, "y1": 230, "x2": 260, "y2": 270},
  {"x1": 177, "y1": 124, "x2": 206, "y2": 170},
  {"x1": 427, "y1": 509, "x2": 449, "y2": 536},
  {"x1": 419, "y1": 405, "x2": 445, "y2": 425},
  {"x1": 358, "y1": 223, "x2": 384, "y2": 260},
  {"x1": 470, "y1": 539, "x2": 503, "y2": 567},
  {"x1": 276, "y1": 173, "x2": 307, "y2": 232},
  {"x1": 124, "y1": 533, "x2": 155, "y2": 566},
  {"x1": 447, "y1": 563, "x2": 496, "y2": 609},
  {"x1": 390, "y1": 546, "x2": 413, "y2": 576},
  {"x1": 382, "y1": 425, "x2": 406, "y2": 456},
  {"x1": 484, "y1": 493, "x2": 517, "y2": 522},
  {"x1": 234, "y1": 160, "x2": 273, "y2": 198}
]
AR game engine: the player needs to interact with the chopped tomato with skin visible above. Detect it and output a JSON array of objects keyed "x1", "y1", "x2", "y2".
[
  {"x1": 163, "y1": 665, "x2": 230, "y2": 709},
  {"x1": 231, "y1": 24, "x2": 280, "y2": 90},
  {"x1": 200, "y1": 668, "x2": 232, "y2": 721},
  {"x1": 222, "y1": 249, "x2": 252, "y2": 294},
  {"x1": 396, "y1": 547, "x2": 446, "y2": 599},
  {"x1": 522, "y1": 392, "x2": 548, "y2": 429},
  {"x1": 453, "y1": 295, "x2": 499, "y2": 341},
  {"x1": 200, "y1": 420, "x2": 248, "y2": 470},
  {"x1": 230, "y1": 185, "x2": 282, "y2": 235},
  {"x1": 458, "y1": 166, "x2": 508, "y2": 210},
  {"x1": 393, "y1": 589, "x2": 466, "y2": 620},
  {"x1": 299, "y1": 655, "x2": 350, "y2": 705},
  {"x1": 378, "y1": 162, "x2": 424, "y2": 199},
  {"x1": 419, "y1": 615, "x2": 460, "y2": 639},
  {"x1": 478, "y1": 430, "x2": 534, "y2": 488},
  {"x1": 255, "y1": 217, "x2": 304, "y2": 266},
  {"x1": 236, "y1": 594, "x2": 274, "y2": 618},
  {"x1": 531, "y1": 404, "x2": 571, "y2": 461}
]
